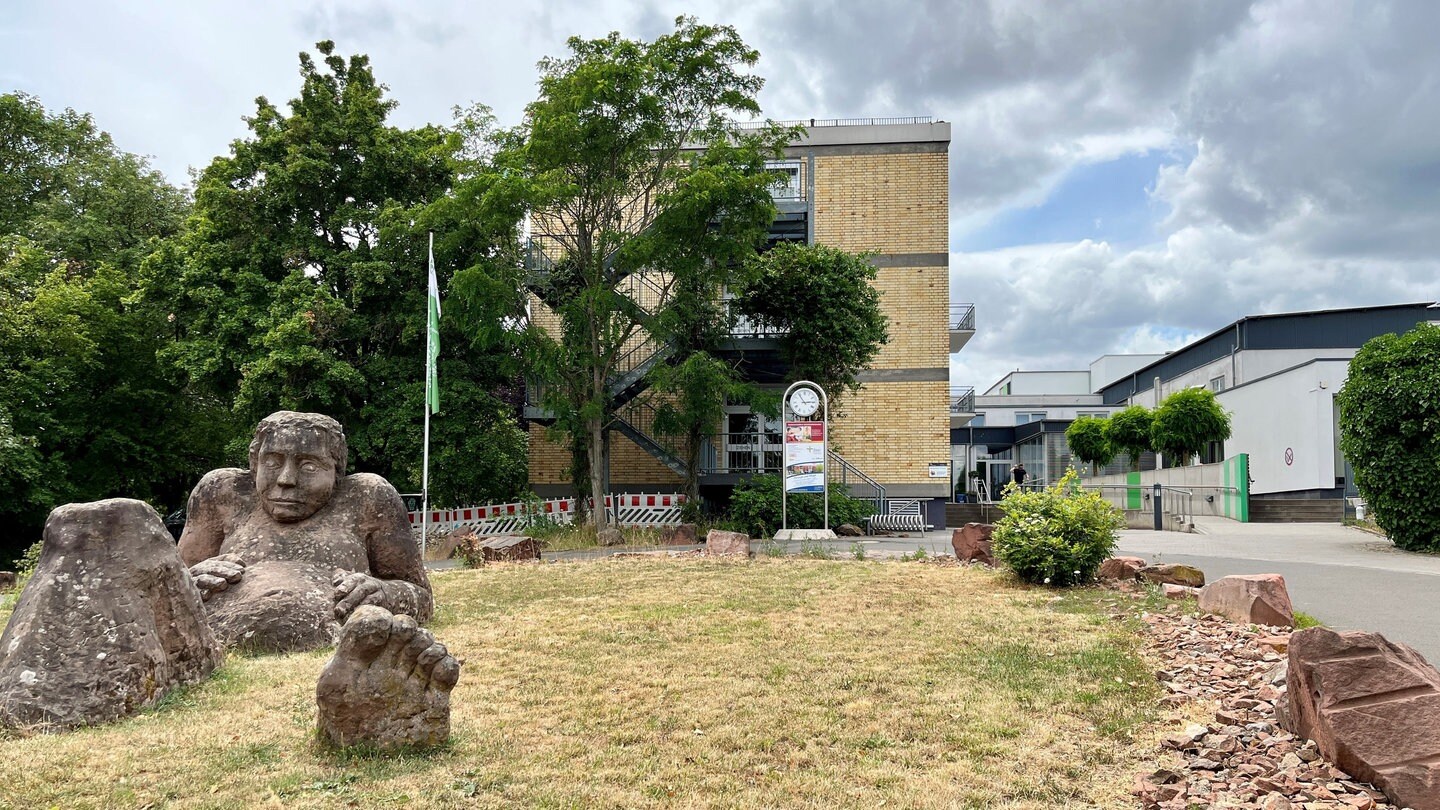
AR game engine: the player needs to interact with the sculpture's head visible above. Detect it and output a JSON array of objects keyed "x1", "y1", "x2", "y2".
[{"x1": 249, "y1": 411, "x2": 348, "y2": 522}]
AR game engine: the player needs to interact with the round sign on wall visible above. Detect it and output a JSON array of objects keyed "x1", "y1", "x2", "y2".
[{"x1": 1284, "y1": 447, "x2": 1294, "y2": 466}]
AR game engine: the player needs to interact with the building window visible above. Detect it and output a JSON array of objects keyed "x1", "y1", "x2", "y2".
[
  {"x1": 1016, "y1": 412, "x2": 1047, "y2": 425},
  {"x1": 969, "y1": 414, "x2": 986, "y2": 427},
  {"x1": 1209, "y1": 376, "x2": 1226, "y2": 392},
  {"x1": 1075, "y1": 411, "x2": 1108, "y2": 419},
  {"x1": 766, "y1": 161, "x2": 802, "y2": 200}
]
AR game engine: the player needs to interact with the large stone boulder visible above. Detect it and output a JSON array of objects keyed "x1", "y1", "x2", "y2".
[
  {"x1": 1140, "y1": 563, "x2": 1205, "y2": 588},
  {"x1": 316, "y1": 605, "x2": 460, "y2": 750},
  {"x1": 705, "y1": 529, "x2": 750, "y2": 557},
  {"x1": 474, "y1": 535, "x2": 541, "y2": 562},
  {"x1": 0, "y1": 499, "x2": 224, "y2": 730},
  {"x1": 596, "y1": 527, "x2": 625, "y2": 547},
  {"x1": 1198, "y1": 574, "x2": 1294, "y2": 628},
  {"x1": 661, "y1": 523, "x2": 699, "y2": 546},
  {"x1": 1097, "y1": 556, "x2": 1147, "y2": 581},
  {"x1": 0, "y1": 571, "x2": 14, "y2": 590},
  {"x1": 1280, "y1": 627, "x2": 1440, "y2": 810},
  {"x1": 950, "y1": 523, "x2": 995, "y2": 565},
  {"x1": 835, "y1": 523, "x2": 864, "y2": 538}
]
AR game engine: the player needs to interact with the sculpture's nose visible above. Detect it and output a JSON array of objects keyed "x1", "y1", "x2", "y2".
[{"x1": 276, "y1": 458, "x2": 299, "y2": 487}]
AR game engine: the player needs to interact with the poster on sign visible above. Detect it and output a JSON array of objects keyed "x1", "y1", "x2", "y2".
[{"x1": 785, "y1": 421, "x2": 826, "y2": 493}]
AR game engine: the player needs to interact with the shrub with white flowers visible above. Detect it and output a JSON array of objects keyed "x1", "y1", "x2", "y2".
[{"x1": 992, "y1": 469, "x2": 1124, "y2": 587}]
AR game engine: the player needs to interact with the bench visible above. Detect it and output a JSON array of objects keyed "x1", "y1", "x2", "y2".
[{"x1": 865, "y1": 500, "x2": 934, "y2": 534}]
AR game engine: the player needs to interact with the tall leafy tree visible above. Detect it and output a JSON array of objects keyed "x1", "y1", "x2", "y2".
[
  {"x1": 736, "y1": 243, "x2": 890, "y2": 403},
  {"x1": 0, "y1": 93, "x2": 207, "y2": 561},
  {"x1": 1066, "y1": 416, "x2": 1115, "y2": 474},
  {"x1": 159, "y1": 43, "x2": 526, "y2": 504},
  {"x1": 1151, "y1": 387, "x2": 1232, "y2": 467},
  {"x1": 496, "y1": 17, "x2": 788, "y2": 525},
  {"x1": 1105, "y1": 405, "x2": 1154, "y2": 471},
  {"x1": 1337, "y1": 324, "x2": 1440, "y2": 552}
]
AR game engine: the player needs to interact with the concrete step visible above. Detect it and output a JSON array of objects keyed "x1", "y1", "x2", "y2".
[
  {"x1": 944, "y1": 503, "x2": 1007, "y2": 528},
  {"x1": 1249, "y1": 499, "x2": 1344, "y2": 523}
]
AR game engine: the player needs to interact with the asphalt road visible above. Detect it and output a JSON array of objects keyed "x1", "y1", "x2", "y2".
[{"x1": 1112, "y1": 517, "x2": 1440, "y2": 663}]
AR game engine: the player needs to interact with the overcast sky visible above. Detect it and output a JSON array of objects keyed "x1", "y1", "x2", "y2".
[{"x1": 5, "y1": 0, "x2": 1439, "y2": 391}]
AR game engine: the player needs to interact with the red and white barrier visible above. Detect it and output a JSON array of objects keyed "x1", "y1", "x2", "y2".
[{"x1": 407, "y1": 493, "x2": 687, "y2": 534}]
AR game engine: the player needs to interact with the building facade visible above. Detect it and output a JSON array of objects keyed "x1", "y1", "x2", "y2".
[
  {"x1": 526, "y1": 118, "x2": 958, "y2": 527},
  {"x1": 952, "y1": 302, "x2": 1439, "y2": 503}
]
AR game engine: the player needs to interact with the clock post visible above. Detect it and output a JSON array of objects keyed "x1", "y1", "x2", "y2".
[{"x1": 777, "y1": 380, "x2": 837, "y2": 541}]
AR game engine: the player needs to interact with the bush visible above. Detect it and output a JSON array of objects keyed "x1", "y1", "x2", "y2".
[
  {"x1": 724, "y1": 474, "x2": 874, "y2": 538},
  {"x1": 992, "y1": 470, "x2": 1123, "y2": 586},
  {"x1": 1337, "y1": 324, "x2": 1440, "y2": 552}
]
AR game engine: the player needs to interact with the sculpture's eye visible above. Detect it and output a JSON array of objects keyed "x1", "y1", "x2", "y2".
[
  {"x1": 301, "y1": 461, "x2": 321, "y2": 474},
  {"x1": 262, "y1": 457, "x2": 281, "y2": 468}
]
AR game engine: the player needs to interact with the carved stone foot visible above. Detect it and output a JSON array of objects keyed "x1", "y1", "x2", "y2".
[{"x1": 315, "y1": 605, "x2": 460, "y2": 750}]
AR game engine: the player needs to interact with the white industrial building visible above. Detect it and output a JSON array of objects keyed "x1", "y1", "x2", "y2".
[{"x1": 952, "y1": 302, "x2": 1439, "y2": 512}]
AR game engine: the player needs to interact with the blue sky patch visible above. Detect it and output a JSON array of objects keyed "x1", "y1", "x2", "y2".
[{"x1": 955, "y1": 150, "x2": 1181, "y2": 252}]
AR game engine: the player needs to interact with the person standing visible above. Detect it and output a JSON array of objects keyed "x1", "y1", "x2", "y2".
[{"x1": 1011, "y1": 461, "x2": 1028, "y2": 488}]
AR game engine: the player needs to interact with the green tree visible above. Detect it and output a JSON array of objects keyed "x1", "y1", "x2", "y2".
[
  {"x1": 735, "y1": 243, "x2": 890, "y2": 403},
  {"x1": 497, "y1": 17, "x2": 789, "y2": 525},
  {"x1": 1337, "y1": 324, "x2": 1440, "y2": 552},
  {"x1": 1105, "y1": 406, "x2": 1154, "y2": 471},
  {"x1": 159, "y1": 43, "x2": 526, "y2": 505},
  {"x1": 0, "y1": 94, "x2": 213, "y2": 562},
  {"x1": 1065, "y1": 416, "x2": 1115, "y2": 474},
  {"x1": 1151, "y1": 388, "x2": 1231, "y2": 467}
]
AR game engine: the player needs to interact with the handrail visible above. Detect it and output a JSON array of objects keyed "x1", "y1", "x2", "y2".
[
  {"x1": 827, "y1": 450, "x2": 885, "y2": 513},
  {"x1": 950, "y1": 387, "x2": 976, "y2": 414},
  {"x1": 731, "y1": 116, "x2": 934, "y2": 130},
  {"x1": 950, "y1": 303, "x2": 976, "y2": 332}
]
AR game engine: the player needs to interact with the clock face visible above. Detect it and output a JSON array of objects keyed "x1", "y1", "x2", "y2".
[{"x1": 789, "y1": 388, "x2": 820, "y2": 417}]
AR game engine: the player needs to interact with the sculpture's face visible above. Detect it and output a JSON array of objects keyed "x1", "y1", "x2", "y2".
[{"x1": 255, "y1": 427, "x2": 337, "y2": 522}]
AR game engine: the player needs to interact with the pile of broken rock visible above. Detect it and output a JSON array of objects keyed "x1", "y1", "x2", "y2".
[
  {"x1": 1134, "y1": 608, "x2": 1400, "y2": 809},
  {"x1": 1101, "y1": 553, "x2": 1436, "y2": 810}
]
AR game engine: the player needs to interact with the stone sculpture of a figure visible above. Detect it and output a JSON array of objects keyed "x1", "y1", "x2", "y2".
[{"x1": 178, "y1": 411, "x2": 432, "y2": 652}]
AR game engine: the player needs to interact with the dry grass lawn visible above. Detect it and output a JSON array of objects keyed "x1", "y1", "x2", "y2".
[{"x1": 0, "y1": 558, "x2": 1166, "y2": 809}]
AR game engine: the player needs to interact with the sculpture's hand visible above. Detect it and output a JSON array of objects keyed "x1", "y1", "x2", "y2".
[
  {"x1": 333, "y1": 571, "x2": 389, "y2": 621},
  {"x1": 190, "y1": 554, "x2": 246, "y2": 602}
]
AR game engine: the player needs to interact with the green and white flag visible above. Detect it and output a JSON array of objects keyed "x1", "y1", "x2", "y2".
[{"x1": 426, "y1": 233, "x2": 442, "y2": 414}]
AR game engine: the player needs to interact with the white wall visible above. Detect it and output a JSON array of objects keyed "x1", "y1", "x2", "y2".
[
  {"x1": 984, "y1": 371, "x2": 1092, "y2": 396},
  {"x1": 1089, "y1": 354, "x2": 1167, "y2": 392},
  {"x1": 1146, "y1": 349, "x2": 1358, "y2": 402},
  {"x1": 1089, "y1": 463, "x2": 1228, "y2": 516},
  {"x1": 1217, "y1": 360, "x2": 1350, "y2": 495},
  {"x1": 972, "y1": 393, "x2": 1108, "y2": 426}
]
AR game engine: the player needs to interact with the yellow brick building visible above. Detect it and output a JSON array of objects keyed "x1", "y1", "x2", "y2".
[{"x1": 526, "y1": 118, "x2": 960, "y2": 527}]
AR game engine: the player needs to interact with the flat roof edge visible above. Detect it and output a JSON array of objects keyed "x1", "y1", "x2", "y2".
[{"x1": 794, "y1": 121, "x2": 951, "y2": 147}]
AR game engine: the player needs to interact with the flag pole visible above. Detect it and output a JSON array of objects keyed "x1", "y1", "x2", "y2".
[{"x1": 422, "y1": 231, "x2": 436, "y2": 560}]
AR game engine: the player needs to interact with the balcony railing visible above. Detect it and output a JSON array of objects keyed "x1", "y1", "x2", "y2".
[
  {"x1": 733, "y1": 116, "x2": 934, "y2": 130},
  {"x1": 950, "y1": 303, "x2": 976, "y2": 332},
  {"x1": 950, "y1": 387, "x2": 976, "y2": 414}
]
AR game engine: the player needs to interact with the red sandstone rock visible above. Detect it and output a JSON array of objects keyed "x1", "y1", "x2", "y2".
[
  {"x1": 1162, "y1": 583, "x2": 1198, "y2": 599},
  {"x1": 1141, "y1": 563, "x2": 1206, "y2": 588},
  {"x1": 1199, "y1": 574, "x2": 1295, "y2": 628},
  {"x1": 475, "y1": 535, "x2": 540, "y2": 562},
  {"x1": 661, "y1": 523, "x2": 698, "y2": 546},
  {"x1": 1098, "y1": 556, "x2": 1147, "y2": 581},
  {"x1": 950, "y1": 522, "x2": 994, "y2": 565},
  {"x1": 705, "y1": 529, "x2": 750, "y2": 557},
  {"x1": 1282, "y1": 627, "x2": 1440, "y2": 810}
]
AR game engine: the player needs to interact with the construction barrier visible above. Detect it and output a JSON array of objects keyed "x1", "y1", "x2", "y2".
[{"x1": 407, "y1": 493, "x2": 687, "y2": 534}]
